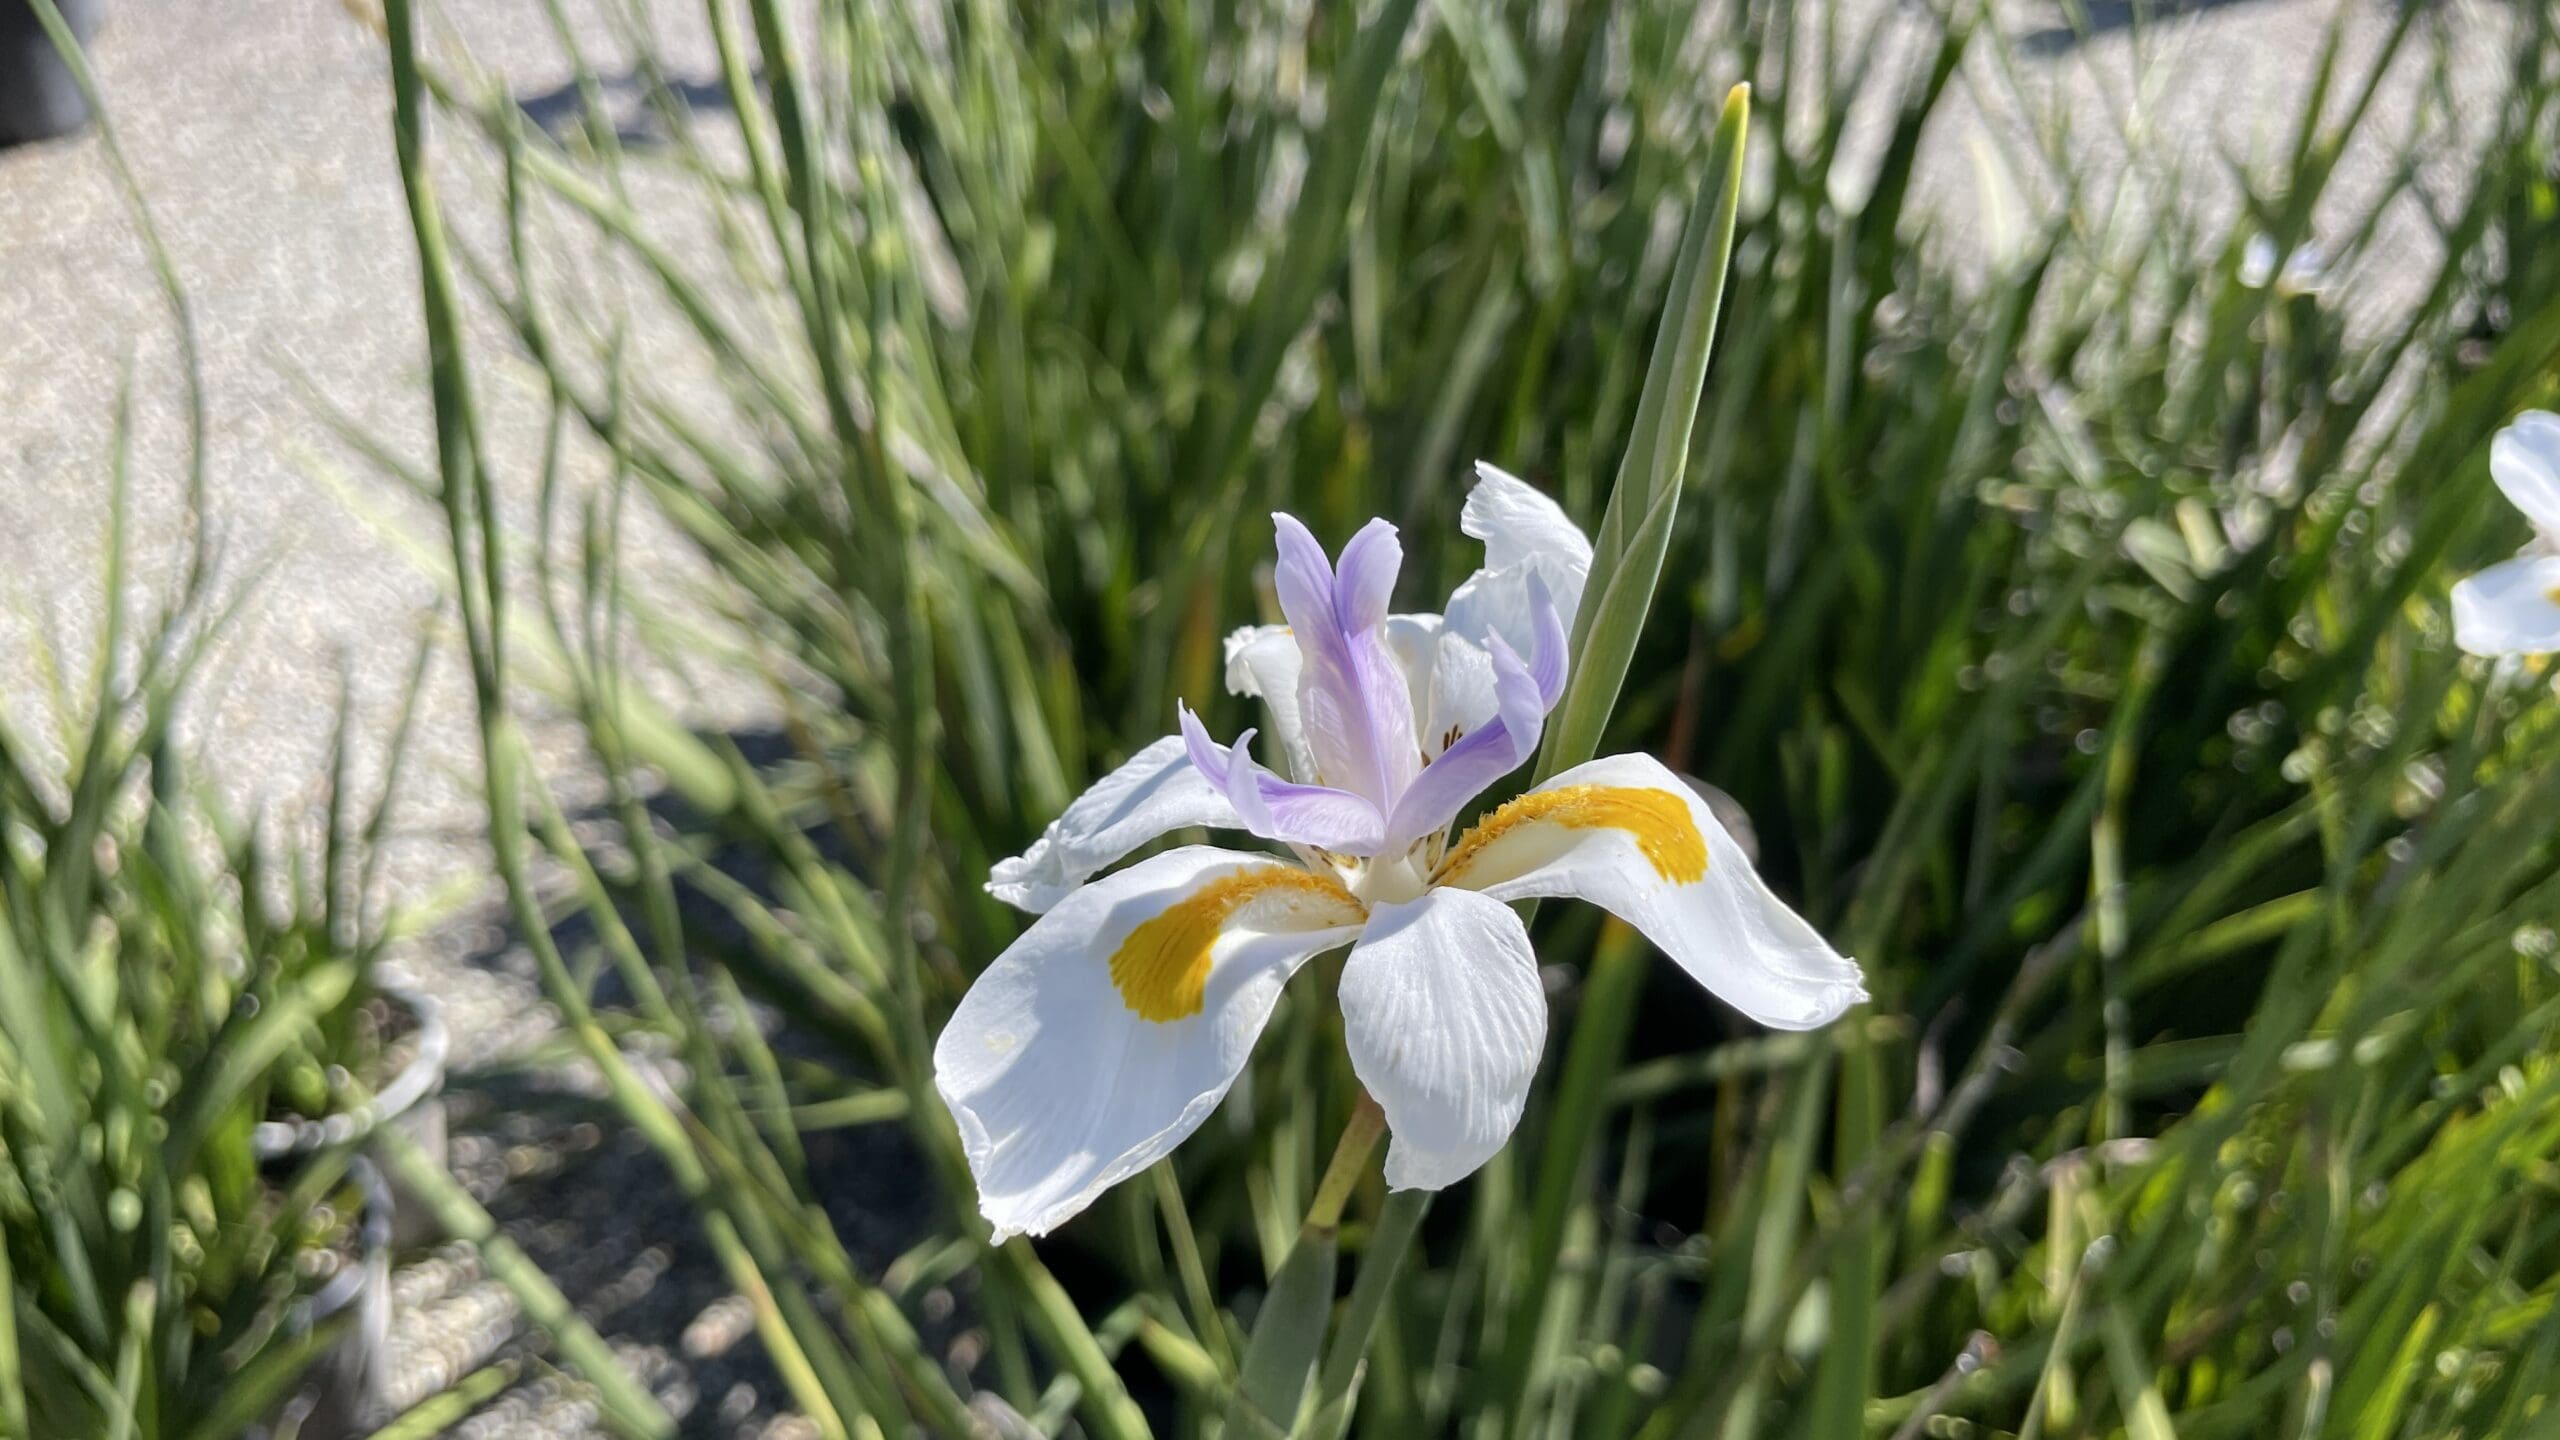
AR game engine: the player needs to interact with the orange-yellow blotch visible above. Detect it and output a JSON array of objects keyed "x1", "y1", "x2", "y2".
[
  {"x1": 2546, "y1": 584, "x2": 2560, "y2": 607},
  {"x1": 1110, "y1": 868, "x2": 1362, "y2": 1023},
  {"x1": 1438, "y1": 785, "x2": 1708, "y2": 886}
]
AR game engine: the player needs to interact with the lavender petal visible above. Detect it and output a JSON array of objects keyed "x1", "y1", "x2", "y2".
[
  {"x1": 1269, "y1": 513, "x2": 1420, "y2": 809},
  {"x1": 1381, "y1": 633, "x2": 1548, "y2": 850},
  {"x1": 1180, "y1": 705, "x2": 1387, "y2": 855}
]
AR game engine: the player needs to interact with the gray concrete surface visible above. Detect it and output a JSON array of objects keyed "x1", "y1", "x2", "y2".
[
  {"x1": 0, "y1": 0, "x2": 2519, "y2": 1433},
  {"x1": 0, "y1": 4, "x2": 799, "y2": 1434},
  {"x1": 0, "y1": 0, "x2": 769, "y2": 912}
]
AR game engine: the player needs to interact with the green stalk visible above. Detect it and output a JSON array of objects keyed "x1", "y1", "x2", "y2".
[
  {"x1": 26, "y1": 0, "x2": 211, "y2": 600},
  {"x1": 0, "y1": 1215, "x2": 23, "y2": 1438},
  {"x1": 1805, "y1": 1020, "x2": 1885, "y2": 1438},
  {"x1": 1227, "y1": 1096, "x2": 1386, "y2": 1435},
  {"x1": 1151, "y1": 1162, "x2": 1236, "y2": 1372},
  {"x1": 1535, "y1": 84, "x2": 1752, "y2": 784},
  {"x1": 1307, "y1": 1189, "x2": 1431, "y2": 1440},
  {"x1": 366, "y1": 1361, "x2": 520, "y2": 1440},
  {"x1": 1275, "y1": 85, "x2": 1754, "y2": 1440},
  {"x1": 996, "y1": 1243, "x2": 1153, "y2": 1440},
  {"x1": 1485, "y1": 922, "x2": 1648, "y2": 1433},
  {"x1": 102, "y1": 1282, "x2": 148, "y2": 1440},
  {"x1": 1710, "y1": 1053, "x2": 1833, "y2": 1440},
  {"x1": 816, "y1": 0, "x2": 941, "y2": 1099},
  {"x1": 1466, "y1": 79, "x2": 1755, "y2": 1440},
  {"x1": 1151, "y1": 0, "x2": 1425, "y2": 708},
  {"x1": 383, "y1": 8, "x2": 880, "y2": 1433},
  {"x1": 1231, "y1": 1236, "x2": 1335, "y2": 1439}
]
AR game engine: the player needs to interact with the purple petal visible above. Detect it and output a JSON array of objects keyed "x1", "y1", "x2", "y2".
[
  {"x1": 1271, "y1": 514, "x2": 1344, "y2": 635},
  {"x1": 1202, "y1": 725, "x2": 1280, "y2": 834},
  {"x1": 1382, "y1": 634, "x2": 1547, "y2": 850},
  {"x1": 1485, "y1": 633, "x2": 1547, "y2": 742},
  {"x1": 1268, "y1": 514, "x2": 1420, "y2": 809},
  {"x1": 1333, "y1": 519, "x2": 1403, "y2": 633},
  {"x1": 1383, "y1": 722, "x2": 1528, "y2": 852},
  {"x1": 1180, "y1": 704, "x2": 1387, "y2": 855},
  {"x1": 1258, "y1": 788, "x2": 1390, "y2": 857}
]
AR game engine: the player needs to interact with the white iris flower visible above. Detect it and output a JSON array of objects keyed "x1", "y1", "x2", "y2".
[
  {"x1": 935, "y1": 464, "x2": 1867, "y2": 1240},
  {"x1": 2451, "y1": 411, "x2": 2560, "y2": 658}
]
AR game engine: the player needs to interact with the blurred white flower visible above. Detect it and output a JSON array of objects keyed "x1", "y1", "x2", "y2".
[
  {"x1": 939, "y1": 467, "x2": 1865, "y2": 1240},
  {"x1": 2452, "y1": 412, "x2": 2560, "y2": 658},
  {"x1": 2240, "y1": 235, "x2": 2326, "y2": 296}
]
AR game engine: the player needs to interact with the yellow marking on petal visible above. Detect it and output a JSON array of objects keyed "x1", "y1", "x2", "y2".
[
  {"x1": 2546, "y1": 584, "x2": 2560, "y2": 607},
  {"x1": 1437, "y1": 785, "x2": 1707, "y2": 887},
  {"x1": 1109, "y1": 868, "x2": 1362, "y2": 1023}
]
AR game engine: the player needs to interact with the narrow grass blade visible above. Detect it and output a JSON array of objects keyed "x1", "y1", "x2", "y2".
[{"x1": 1537, "y1": 85, "x2": 1751, "y2": 783}]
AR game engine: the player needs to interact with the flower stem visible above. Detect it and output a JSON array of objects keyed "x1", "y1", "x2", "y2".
[
  {"x1": 1308, "y1": 1091, "x2": 1387, "y2": 1232},
  {"x1": 1308, "y1": 1188, "x2": 1431, "y2": 1439},
  {"x1": 1151, "y1": 1160, "x2": 1233, "y2": 1370},
  {"x1": 1228, "y1": 1092, "x2": 1388, "y2": 1434}
]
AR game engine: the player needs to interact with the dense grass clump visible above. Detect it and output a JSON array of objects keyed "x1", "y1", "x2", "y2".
[
  {"x1": 372, "y1": 0, "x2": 2560, "y2": 1434},
  {"x1": 0, "y1": 470, "x2": 421, "y2": 1439}
]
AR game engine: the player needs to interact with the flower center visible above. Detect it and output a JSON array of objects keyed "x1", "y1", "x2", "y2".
[
  {"x1": 1351, "y1": 850, "x2": 1429, "y2": 907},
  {"x1": 1435, "y1": 785, "x2": 1708, "y2": 887},
  {"x1": 1109, "y1": 867, "x2": 1364, "y2": 1023}
]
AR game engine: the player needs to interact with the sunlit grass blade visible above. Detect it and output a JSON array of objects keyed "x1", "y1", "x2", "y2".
[{"x1": 1537, "y1": 84, "x2": 1751, "y2": 783}]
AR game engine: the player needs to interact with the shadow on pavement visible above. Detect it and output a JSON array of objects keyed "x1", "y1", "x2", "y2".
[
  {"x1": 515, "y1": 70, "x2": 742, "y2": 149},
  {"x1": 2017, "y1": 0, "x2": 2274, "y2": 56}
]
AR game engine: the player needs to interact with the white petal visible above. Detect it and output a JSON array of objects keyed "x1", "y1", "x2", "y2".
[
  {"x1": 2452, "y1": 554, "x2": 2560, "y2": 657},
  {"x1": 987, "y1": 737, "x2": 1242, "y2": 912},
  {"x1": 1465, "y1": 463, "x2": 1594, "y2": 600},
  {"x1": 1438, "y1": 753, "x2": 1866, "y2": 1030},
  {"x1": 1444, "y1": 463, "x2": 1593, "y2": 663},
  {"x1": 1224, "y1": 624, "x2": 1317, "y2": 784},
  {"x1": 1382, "y1": 613, "x2": 1449, "y2": 754},
  {"x1": 2491, "y1": 411, "x2": 2560, "y2": 536},
  {"x1": 1421, "y1": 627, "x2": 1497, "y2": 757},
  {"x1": 937, "y1": 847, "x2": 1367, "y2": 1239},
  {"x1": 1338, "y1": 888, "x2": 1546, "y2": 1191}
]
